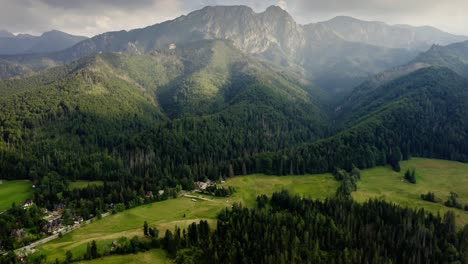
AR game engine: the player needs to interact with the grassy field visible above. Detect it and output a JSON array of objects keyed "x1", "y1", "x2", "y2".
[
  {"x1": 0, "y1": 180, "x2": 32, "y2": 211},
  {"x1": 75, "y1": 249, "x2": 171, "y2": 264},
  {"x1": 353, "y1": 158, "x2": 468, "y2": 225},
  {"x1": 37, "y1": 158, "x2": 468, "y2": 263},
  {"x1": 224, "y1": 173, "x2": 339, "y2": 207},
  {"x1": 36, "y1": 173, "x2": 338, "y2": 262},
  {"x1": 70, "y1": 181, "x2": 104, "y2": 190}
]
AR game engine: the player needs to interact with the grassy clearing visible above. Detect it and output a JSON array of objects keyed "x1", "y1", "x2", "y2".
[
  {"x1": 224, "y1": 173, "x2": 339, "y2": 207},
  {"x1": 69, "y1": 181, "x2": 104, "y2": 190},
  {"x1": 353, "y1": 158, "x2": 468, "y2": 226},
  {"x1": 0, "y1": 180, "x2": 32, "y2": 211},
  {"x1": 37, "y1": 197, "x2": 224, "y2": 262}
]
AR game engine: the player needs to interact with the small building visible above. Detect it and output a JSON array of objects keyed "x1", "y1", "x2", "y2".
[
  {"x1": 196, "y1": 181, "x2": 208, "y2": 190},
  {"x1": 158, "y1": 190, "x2": 165, "y2": 196},
  {"x1": 23, "y1": 199, "x2": 34, "y2": 209},
  {"x1": 169, "y1": 43, "x2": 176, "y2": 50}
]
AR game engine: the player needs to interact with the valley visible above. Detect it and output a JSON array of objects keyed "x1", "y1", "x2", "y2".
[
  {"x1": 1, "y1": 3, "x2": 468, "y2": 263},
  {"x1": 28, "y1": 158, "x2": 468, "y2": 263}
]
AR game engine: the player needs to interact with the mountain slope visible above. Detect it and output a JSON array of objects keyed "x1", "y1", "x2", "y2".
[
  {"x1": 0, "y1": 40, "x2": 327, "y2": 186},
  {"x1": 0, "y1": 30, "x2": 87, "y2": 55},
  {"x1": 254, "y1": 67, "x2": 468, "y2": 176}
]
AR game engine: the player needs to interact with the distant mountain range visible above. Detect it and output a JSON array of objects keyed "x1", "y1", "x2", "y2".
[
  {"x1": 0, "y1": 29, "x2": 87, "y2": 55},
  {"x1": 0, "y1": 5, "x2": 465, "y2": 98},
  {"x1": 309, "y1": 16, "x2": 467, "y2": 50}
]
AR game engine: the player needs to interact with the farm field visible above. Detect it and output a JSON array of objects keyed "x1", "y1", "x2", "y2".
[
  {"x1": 0, "y1": 180, "x2": 32, "y2": 212},
  {"x1": 37, "y1": 158, "x2": 468, "y2": 263}
]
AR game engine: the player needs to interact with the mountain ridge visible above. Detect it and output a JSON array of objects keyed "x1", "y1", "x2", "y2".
[
  {"x1": 1, "y1": 5, "x2": 465, "y2": 98},
  {"x1": 0, "y1": 29, "x2": 87, "y2": 55}
]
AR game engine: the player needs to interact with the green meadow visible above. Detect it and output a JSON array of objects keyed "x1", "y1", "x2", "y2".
[
  {"x1": 36, "y1": 158, "x2": 468, "y2": 263},
  {"x1": 0, "y1": 180, "x2": 32, "y2": 211},
  {"x1": 353, "y1": 158, "x2": 468, "y2": 225}
]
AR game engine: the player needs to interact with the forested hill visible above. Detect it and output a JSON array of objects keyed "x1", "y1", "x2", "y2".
[
  {"x1": 255, "y1": 67, "x2": 468, "y2": 176},
  {"x1": 0, "y1": 40, "x2": 328, "y2": 191}
]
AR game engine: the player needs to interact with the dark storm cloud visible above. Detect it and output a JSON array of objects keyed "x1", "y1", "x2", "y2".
[{"x1": 0, "y1": 0, "x2": 466, "y2": 37}]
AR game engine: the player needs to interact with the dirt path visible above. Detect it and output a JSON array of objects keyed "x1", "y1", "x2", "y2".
[{"x1": 183, "y1": 194, "x2": 221, "y2": 202}]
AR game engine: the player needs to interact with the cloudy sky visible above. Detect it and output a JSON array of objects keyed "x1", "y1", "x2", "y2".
[{"x1": 1, "y1": 0, "x2": 467, "y2": 37}]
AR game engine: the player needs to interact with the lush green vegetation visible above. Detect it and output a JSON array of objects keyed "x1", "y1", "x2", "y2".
[
  {"x1": 0, "y1": 180, "x2": 32, "y2": 211},
  {"x1": 224, "y1": 174, "x2": 338, "y2": 207},
  {"x1": 35, "y1": 173, "x2": 338, "y2": 262},
  {"x1": 69, "y1": 181, "x2": 104, "y2": 190},
  {"x1": 0, "y1": 41, "x2": 328, "y2": 216},
  {"x1": 31, "y1": 158, "x2": 468, "y2": 263},
  {"x1": 168, "y1": 191, "x2": 468, "y2": 263},
  {"x1": 0, "y1": 205, "x2": 46, "y2": 250},
  {"x1": 1, "y1": 29, "x2": 468, "y2": 264},
  {"x1": 353, "y1": 158, "x2": 468, "y2": 225}
]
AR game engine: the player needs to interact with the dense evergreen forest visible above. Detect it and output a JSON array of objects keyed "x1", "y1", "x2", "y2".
[{"x1": 167, "y1": 191, "x2": 468, "y2": 263}]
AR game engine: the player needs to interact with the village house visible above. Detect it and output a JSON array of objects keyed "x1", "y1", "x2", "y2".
[
  {"x1": 145, "y1": 191, "x2": 154, "y2": 198},
  {"x1": 42, "y1": 219, "x2": 63, "y2": 234},
  {"x1": 10, "y1": 229, "x2": 27, "y2": 241},
  {"x1": 195, "y1": 181, "x2": 208, "y2": 190},
  {"x1": 22, "y1": 199, "x2": 34, "y2": 209}
]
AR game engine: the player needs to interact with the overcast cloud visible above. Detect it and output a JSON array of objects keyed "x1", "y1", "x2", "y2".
[{"x1": 1, "y1": 0, "x2": 467, "y2": 37}]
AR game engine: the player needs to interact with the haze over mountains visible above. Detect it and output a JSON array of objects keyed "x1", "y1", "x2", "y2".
[
  {"x1": 0, "y1": 5, "x2": 466, "y2": 97},
  {"x1": 0, "y1": 30, "x2": 87, "y2": 55}
]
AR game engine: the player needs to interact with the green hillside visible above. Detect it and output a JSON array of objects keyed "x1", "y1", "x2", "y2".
[{"x1": 0, "y1": 40, "x2": 329, "y2": 214}]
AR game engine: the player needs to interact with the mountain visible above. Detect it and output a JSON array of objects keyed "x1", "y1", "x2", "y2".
[
  {"x1": 309, "y1": 16, "x2": 468, "y2": 50},
  {"x1": 353, "y1": 40, "x2": 468, "y2": 96},
  {"x1": 0, "y1": 30, "x2": 14, "y2": 38},
  {"x1": 0, "y1": 30, "x2": 87, "y2": 55},
  {"x1": 262, "y1": 67, "x2": 468, "y2": 176},
  {"x1": 1, "y1": 5, "x2": 464, "y2": 97},
  {"x1": 0, "y1": 40, "x2": 327, "y2": 181}
]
